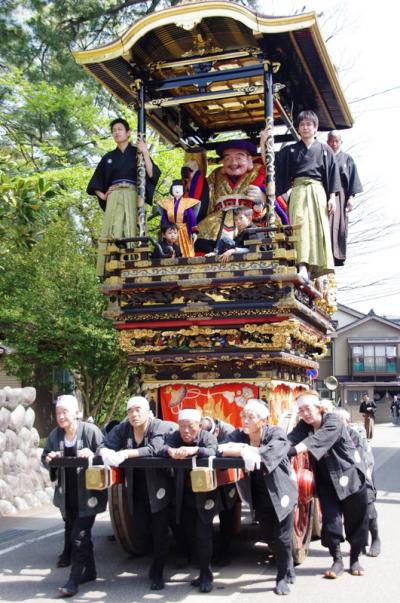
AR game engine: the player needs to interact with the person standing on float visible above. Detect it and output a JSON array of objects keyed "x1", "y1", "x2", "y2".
[
  {"x1": 87, "y1": 118, "x2": 160, "y2": 276},
  {"x1": 327, "y1": 130, "x2": 363, "y2": 265},
  {"x1": 269, "y1": 110, "x2": 340, "y2": 280}
]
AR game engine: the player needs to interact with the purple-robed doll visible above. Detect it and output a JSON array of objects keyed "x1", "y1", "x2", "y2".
[{"x1": 157, "y1": 179, "x2": 200, "y2": 257}]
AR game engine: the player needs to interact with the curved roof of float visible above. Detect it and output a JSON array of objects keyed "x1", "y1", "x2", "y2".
[{"x1": 73, "y1": 0, "x2": 353, "y2": 146}]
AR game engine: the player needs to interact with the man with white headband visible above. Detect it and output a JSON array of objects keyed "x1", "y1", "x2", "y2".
[
  {"x1": 288, "y1": 390, "x2": 369, "y2": 580},
  {"x1": 100, "y1": 395, "x2": 176, "y2": 591},
  {"x1": 200, "y1": 414, "x2": 235, "y2": 566},
  {"x1": 334, "y1": 408, "x2": 381, "y2": 558},
  {"x1": 42, "y1": 395, "x2": 106, "y2": 597},
  {"x1": 219, "y1": 399, "x2": 298, "y2": 596},
  {"x1": 161, "y1": 408, "x2": 218, "y2": 593}
]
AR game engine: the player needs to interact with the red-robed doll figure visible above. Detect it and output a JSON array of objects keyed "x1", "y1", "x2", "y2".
[{"x1": 195, "y1": 140, "x2": 266, "y2": 253}]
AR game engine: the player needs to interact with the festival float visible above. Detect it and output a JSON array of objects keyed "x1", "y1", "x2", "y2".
[{"x1": 73, "y1": 0, "x2": 350, "y2": 561}]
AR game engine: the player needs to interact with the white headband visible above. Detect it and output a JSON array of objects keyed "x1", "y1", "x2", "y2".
[
  {"x1": 179, "y1": 408, "x2": 201, "y2": 422},
  {"x1": 127, "y1": 396, "x2": 149, "y2": 411},
  {"x1": 244, "y1": 399, "x2": 270, "y2": 419},
  {"x1": 296, "y1": 395, "x2": 319, "y2": 409},
  {"x1": 320, "y1": 399, "x2": 334, "y2": 412},
  {"x1": 56, "y1": 395, "x2": 79, "y2": 414}
]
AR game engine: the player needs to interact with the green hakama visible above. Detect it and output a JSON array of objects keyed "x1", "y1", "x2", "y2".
[
  {"x1": 289, "y1": 177, "x2": 334, "y2": 279},
  {"x1": 96, "y1": 183, "x2": 137, "y2": 276}
]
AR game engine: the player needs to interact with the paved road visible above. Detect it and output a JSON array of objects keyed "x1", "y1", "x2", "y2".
[{"x1": 0, "y1": 422, "x2": 399, "y2": 602}]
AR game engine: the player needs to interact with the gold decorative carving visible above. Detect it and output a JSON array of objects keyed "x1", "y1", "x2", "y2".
[
  {"x1": 315, "y1": 273, "x2": 338, "y2": 316},
  {"x1": 118, "y1": 319, "x2": 328, "y2": 357},
  {"x1": 106, "y1": 260, "x2": 123, "y2": 271}
]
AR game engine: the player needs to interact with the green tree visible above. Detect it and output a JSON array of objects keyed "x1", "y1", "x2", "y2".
[
  {"x1": 0, "y1": 220, "x2": 136, "y2": 423},
  {"x1": 0, "y1": 153, "x2": 60, "y2": 269}
]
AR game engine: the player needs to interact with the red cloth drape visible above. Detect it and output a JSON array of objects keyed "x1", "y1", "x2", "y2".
[
  {"x1": 160, "y1": 383, "x2": 258, "y2": 427},
  {"x1": 160, "y1": 382, "x2": 305, "y2": 427}
]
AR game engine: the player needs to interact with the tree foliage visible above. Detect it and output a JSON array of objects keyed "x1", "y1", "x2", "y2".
[{"x1": 0, "y1": 220, "x2": 138, "y2": 422}]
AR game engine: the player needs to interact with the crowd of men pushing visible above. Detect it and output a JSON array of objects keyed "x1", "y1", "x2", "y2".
[
  {"x1": 87, "y1": 110, "x2": 362, "y2": 281},
  {"x1": 42, "y1": 391, "x2": 380, "y2": 598}
]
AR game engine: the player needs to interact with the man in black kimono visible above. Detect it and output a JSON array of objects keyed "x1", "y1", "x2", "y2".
[
  {"x1": 100, "y1": 396, "x2": 176, "y2": 590},
  {"x1": 334, "y1": 408, "x2": 381, "y2": 557},
  {"x1": 200, "y1": 415, "x2": 237, "y2": 566},
  {"x1": 161, "y1": 408, "x2": 219, "y2": 593},
  {"x1": 42, "y1": 395, "x2": 107, "y2": 597},
  {"x1": 219, "y1": 399, "x2": 298, "y2": 596},
  {"x1": 288, "y1": 390, "x2": 369, "y2": 580},
  {"x1": 327, "y1": 131, "x2": 363, "y2": 265},
  {"x1": 269, "y1": 110, "x2": 340, "y2": 280},
  {"x1": 359, "y1": 392, "x2": 377, "y2": 440},
  {"x1": 87, "y1": 118, "x2": 161, "y2": 276}
]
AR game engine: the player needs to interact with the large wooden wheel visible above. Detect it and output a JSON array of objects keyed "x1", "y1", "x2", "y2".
[
  {"x1": 108, "y1": 483, "x2": 150, "y2": 555},
  {"x1": 311, "y1": 496, "x2": 322, "y2": 540},
  {"x1": 292, "y1": 498, "x2": 314, "y2": 565}
]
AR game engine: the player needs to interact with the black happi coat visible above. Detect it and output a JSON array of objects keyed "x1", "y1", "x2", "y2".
[
  {"x1": 162, "y1": 429, "x2": 220, "y2": 524},
  {"x1": 348, "y1": 426, "x2": 376, "y2": 504},
  {"x1": 87, "y1": 143, "x2": 161, "y2": 210},
  {"x1": 41, "y1": 420, "x2": 107, "y2": 518},
  {"x1": 288, "y1": 413, "x2": 367, "y2": 501},
  {"x1": 275, "y1": 139, "x2": 340, "y2": 198},
  {"x1": 103, "y1": 417, "x2": 176, "y2": 514},
  {"x1": 215, "y1": 419, "x2": 234, "y2": 443},
  {"x1": 234, "y1": 223, "x2": 260, "y2": 248},
  {"x1": 160, "y1": 239, "x2": 182, "y2": 258},
  {"x1": 336, "y1": 151, "x2": 363, "y2": 200},
  {"x1": 359, "y1": 399, "x2": 377, "y2": 416},
  {"x1": 226, "y1": 426, "x2": 298, "y2": 522}
]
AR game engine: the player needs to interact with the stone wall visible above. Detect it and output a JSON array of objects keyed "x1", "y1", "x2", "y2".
[{"x1": 0, "y1": 386, "x2": 53, "y2": 516}]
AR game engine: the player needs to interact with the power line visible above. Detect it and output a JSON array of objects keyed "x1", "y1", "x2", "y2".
[{"x1": 349, "y1": 85, "x2": 400, "y2": 104}]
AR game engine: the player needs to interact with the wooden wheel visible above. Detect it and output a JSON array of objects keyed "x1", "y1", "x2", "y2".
[
  {"x1": 292, "y1": 497, "x2": 314, "y2": 565},
  {"x1": 108, "y1": 482, "x2": 149, "y2": 555},
  {"x1": 311, "y1": 496, "x2": 322, "y2": 539}
]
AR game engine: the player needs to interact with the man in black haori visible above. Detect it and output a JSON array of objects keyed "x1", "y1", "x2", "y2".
[
  {"x1": 327, "y1": 131, "x2": 363, "y2": 265},
  {"x1": 161, "y1": 408, "x2": 219, "y2": 594},
  {"x1": 100, "y1": 395, "x2": 176, "y2": 591},
  {"x1": 288, "y1": 390, "x2": 369, "y2": 580},
  {"x1": 42, "y1": 395, "x2": 106, "y2": 597},
  {"x1": 219, "y1": 398, "x2": 298, "y2": 596},
  {"x1": 334, "y1": 408, "x2": 381, "y2": 557},
  {"x1": 271, "y1": 110, "x2": 340, "y2": 280},
  {"x1": 87, "y1": 118, "x2": 160, "y2": 276}
]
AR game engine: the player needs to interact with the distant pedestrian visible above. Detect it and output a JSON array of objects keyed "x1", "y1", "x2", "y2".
[
  {"x1": 390, "y1": 395, "x2": 400, "y2": 425},
  {"x1": 359, "y1": 393, "x2": 377, "y2": 439}
]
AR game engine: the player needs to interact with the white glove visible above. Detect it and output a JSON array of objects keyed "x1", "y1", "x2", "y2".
[
  {"x1": 113, "y1": 450, "x2": 128, "y2": 466},
  {"x1": 100, "y1": 448, "x2": 120, "y2": 468},
  {"x1": 241, "y1": 446, "x2": 261, "y2": 472},
  {"x1": 218, "y1": 443, "x2": 243, "y2": 453}
]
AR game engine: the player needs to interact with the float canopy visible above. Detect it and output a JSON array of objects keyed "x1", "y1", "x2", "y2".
[{"x1": 74, "y1": 0, "x2": 353, "y2": 147}]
